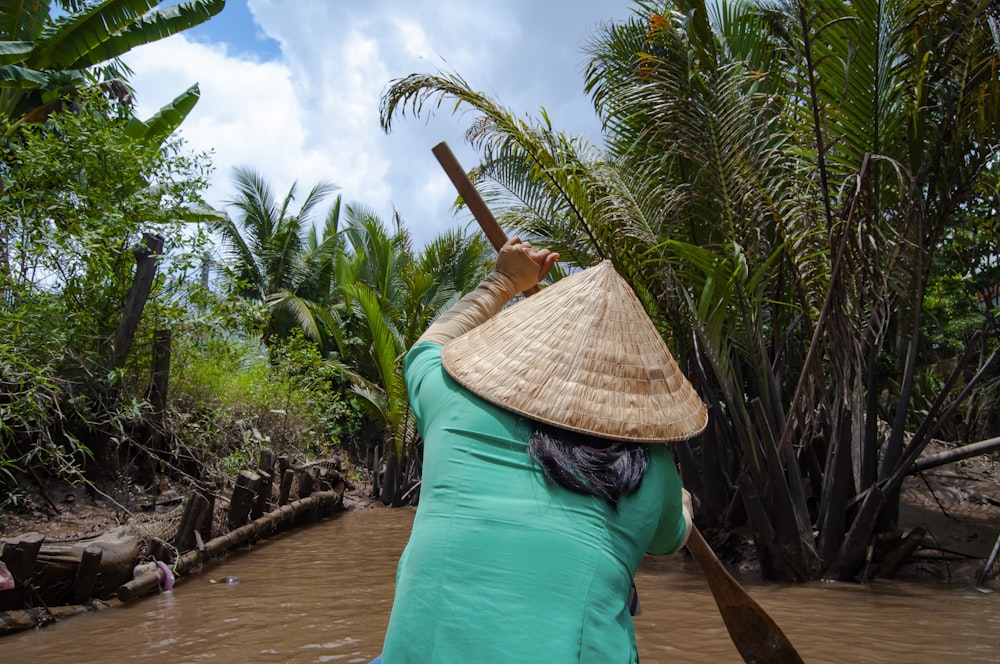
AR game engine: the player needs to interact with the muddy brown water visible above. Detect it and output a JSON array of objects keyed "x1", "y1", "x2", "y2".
[{"x1": 3, "y1": 507, "x2": 998, "y2": 663}]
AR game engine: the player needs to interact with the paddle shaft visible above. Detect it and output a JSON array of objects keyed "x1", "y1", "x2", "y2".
[
  {"x1": 430, "y1": 140, "x2": 804, "y2": 664},
  {"x1": 431, "y1": 142, "x2": 539, "y2": 295}
]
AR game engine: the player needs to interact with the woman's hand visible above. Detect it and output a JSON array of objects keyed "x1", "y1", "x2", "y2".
[{"x1": 494, "y1": 237, "x2": 560, "y2": 293}]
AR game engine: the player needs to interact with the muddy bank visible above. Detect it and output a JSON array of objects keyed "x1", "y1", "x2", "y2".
[
  {"x1": 0, "y1": 452, "x2": 376, "y2": 634},
  {"x1": 1, "y1": 444, "x2": 998, "y2": 636}
]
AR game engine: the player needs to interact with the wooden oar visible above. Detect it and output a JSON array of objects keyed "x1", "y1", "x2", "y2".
[
  {"x1": 431, "y1": 140, "x2": 805, "y2": 664},
  {"x1": 686, "y1": 526, "x2": 804, "y2": 663}
]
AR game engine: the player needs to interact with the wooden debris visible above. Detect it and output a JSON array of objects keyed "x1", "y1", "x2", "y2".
[
  {"x1": 0, "y1": 453, "x2": 347, "y2": 633},
  {"x1": 118, "y1": 485, "x2": 344, "y2": 604},
  {"x1": 72, "y1": 545, "x2": 103, "y2": 603}
]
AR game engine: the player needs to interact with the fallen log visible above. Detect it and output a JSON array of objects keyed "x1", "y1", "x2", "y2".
[
  {"x1": 911, "y1": 436, "x2": 1000, "y2": 473},
  {"x1": 118, "y1": 484, "x2": 344, "y2": 604}
]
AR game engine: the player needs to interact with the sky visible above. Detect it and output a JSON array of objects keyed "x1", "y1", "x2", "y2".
[{"x1": 123, "y1": 0, "x2": 639, "y2": 249}]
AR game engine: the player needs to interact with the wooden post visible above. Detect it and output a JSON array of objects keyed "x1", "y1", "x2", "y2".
[
  {"x1": 146, "y1": 328, "x2": 172, "y2": 454},
  {"x1": 0, "y1": 532, "x2": 44, "y2": 611},
  {"x1": 877, "y1": 527, "x2": 926, "y2": 579},
  {"x1": 297, "y1": 468, "x2": 314, "y2": 500},
  {"x1": 72, "y1": 546, "x2": 103, "y2": 603},
  {"x1": 0, "y1": 532, "x2": 44, "y2": 584},
  {"x1": 174, "y1": 491, "x2": 212, "y2": 552},
  {"x1": 228, "y1": 470, "x2": 261, "y2": 530},
  {"x1": 109, "y1": 233, "x2": 164, "y2": 370},
  {"x1": 251, "y1": 470, "x2": 272, "y2": 519},
  {"x1": 259, "y1": 449, "x2": 275, "y2": 476},
  {"x1": 278, "y1": 468, "x2": 294, "y2": 506}
]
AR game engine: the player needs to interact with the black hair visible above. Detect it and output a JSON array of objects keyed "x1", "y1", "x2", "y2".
[{"x1": 527, "y1": 421, "x2": 649, "y2": 509}]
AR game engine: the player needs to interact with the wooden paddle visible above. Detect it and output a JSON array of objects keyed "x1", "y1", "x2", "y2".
[{"x1": 431, "y1": 140, "x2": 805, "y2": 664}]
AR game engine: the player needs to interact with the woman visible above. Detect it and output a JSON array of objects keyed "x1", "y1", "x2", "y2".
[{"x1": 378, "y1": 239, "x2": 707, "y2": 663}]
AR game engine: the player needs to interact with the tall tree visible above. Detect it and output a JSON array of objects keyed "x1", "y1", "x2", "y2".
[{"x1": 333, "y1": 207, "x2": 489, "y2": 503}]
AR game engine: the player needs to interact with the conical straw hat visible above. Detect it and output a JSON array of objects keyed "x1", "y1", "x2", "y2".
[{"x1": 441, "y1": 260, "x2": 708, "y2": 442}]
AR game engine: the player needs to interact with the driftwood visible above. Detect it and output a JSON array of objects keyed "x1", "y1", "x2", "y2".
[
  {"x1": 34, "y1": 527, "x2": 141, "y2": 600},
  {"x1": 118, "y1": 484, "x2": 344, "y2": 604},
  {"x1": 110, "y1": 233, "x2": 164, "y2": 370},
  {"x1": 0, "y1": 454, "x2": 347, "y2": 634},
  {"x1": 0, "y1": 529, "x2": 139, "y2": 611}
]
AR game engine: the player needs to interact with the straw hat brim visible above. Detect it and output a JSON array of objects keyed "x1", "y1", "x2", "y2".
[{"x1": 441, "y1": 261, "x2": 708, "y2": 443}]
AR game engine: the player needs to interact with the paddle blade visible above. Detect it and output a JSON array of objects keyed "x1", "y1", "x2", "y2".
[{"x1": 686, "y1": 526, "x2": 805, "y2": 664}]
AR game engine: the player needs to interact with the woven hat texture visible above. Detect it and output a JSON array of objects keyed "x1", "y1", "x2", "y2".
[{"x1": 441, "y1": 260, "x2": 708, "y2": 442}]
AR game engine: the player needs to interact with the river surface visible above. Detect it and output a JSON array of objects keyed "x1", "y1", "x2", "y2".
[{"x1": 4, "y1": 507, "x2": 999, "y2": 662}]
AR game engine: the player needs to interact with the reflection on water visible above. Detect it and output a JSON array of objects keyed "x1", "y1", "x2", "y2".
[{"x1": 3, "y1": 507, "x2": 999, "y2": 663}]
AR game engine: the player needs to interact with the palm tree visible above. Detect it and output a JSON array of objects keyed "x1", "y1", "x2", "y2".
[
  {"x1": 215, "y1": 166, "x2": 341, "y2": 349},
  {"x1": 380, "y1": 0, "x2": 1000, "y2": 581},
  {"x1": 333, "y1": 207, "x2": 490, "y2": 503}
]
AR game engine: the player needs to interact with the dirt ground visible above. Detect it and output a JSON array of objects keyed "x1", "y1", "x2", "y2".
[
  {"x1": 896, "y1": 440, "x2": 1000, "y2": 584},
  {"x1": 1, "y1": 444, "x2": 998, "y2": 588}
]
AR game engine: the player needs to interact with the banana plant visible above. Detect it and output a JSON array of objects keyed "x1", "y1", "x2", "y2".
[{"x1": 0, "y1": 0, "x2": 225, "y2": 123}]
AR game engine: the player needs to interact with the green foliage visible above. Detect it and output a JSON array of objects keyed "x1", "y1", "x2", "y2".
[
  {"x1": 1, "y1": 94, "x2": 210, "y2": 358},
  {"x1": 167, "y1": 329, "x2": 364, "y2": 477},
  {"x1": 0, "y1": 0, "x2": 225, "y2": 124},
  {"x1": 0, "y1": 94, "x2": 212, "y2": 483},
  {"x1": 378, "y1": 0, "x2": 1000, "y2": 577},
  {"x1": 213, "y1": 166, "x2": 342, "y2": 349}
]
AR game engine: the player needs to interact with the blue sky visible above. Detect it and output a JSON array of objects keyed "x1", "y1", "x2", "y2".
[{"x1": 126, "y1": 0, "x2": 638, "y2": 248}]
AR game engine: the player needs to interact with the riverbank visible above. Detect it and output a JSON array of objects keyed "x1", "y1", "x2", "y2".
[{"x1": 1, "y1": 441, "x2": 998, "y2": 601}]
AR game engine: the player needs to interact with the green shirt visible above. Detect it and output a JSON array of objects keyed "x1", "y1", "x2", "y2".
[{"x1": 381, "y1": 342, "x2": 688, "y2": 663}]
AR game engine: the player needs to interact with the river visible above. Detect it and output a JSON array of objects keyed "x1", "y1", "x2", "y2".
[{"x1": 3, "y1": 507, "x2": 998, "y2": 662}]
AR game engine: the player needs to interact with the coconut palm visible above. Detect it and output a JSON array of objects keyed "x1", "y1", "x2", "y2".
[
  {"x1": 333, "y1": 207, "x2": 489, "y2": 503},
  {"x1": 214, "y1": 166, "x2": 341, "y2": 348}
]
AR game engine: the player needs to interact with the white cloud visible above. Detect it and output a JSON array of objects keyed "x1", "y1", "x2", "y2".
[
  {"x1": 125, "y1": 37, "x2": 332, "y2": 209},
  {"x1": 125, "y1": 0, "x2": 636, "y2": 247}
]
